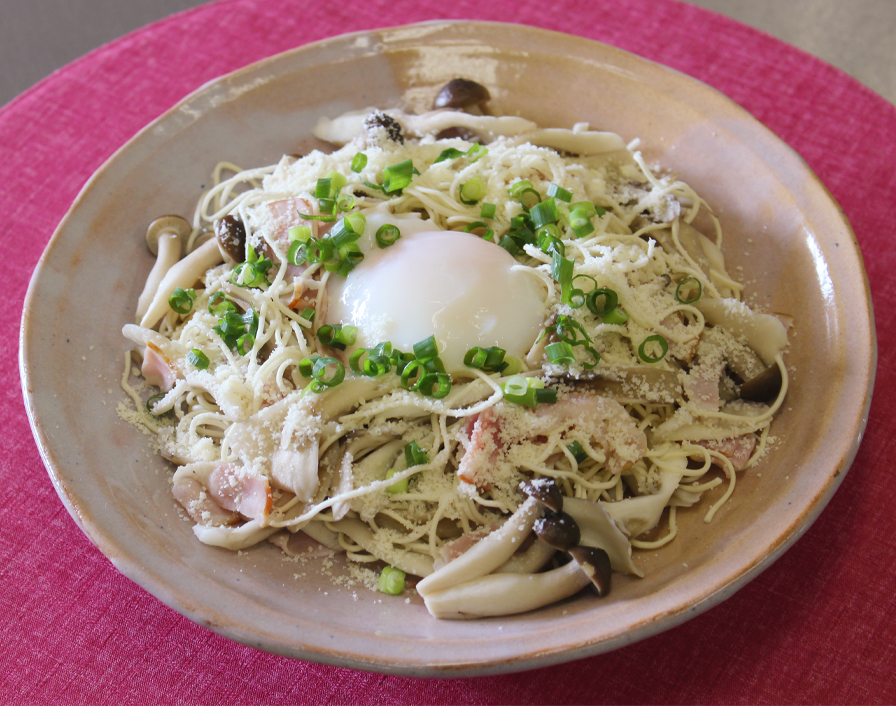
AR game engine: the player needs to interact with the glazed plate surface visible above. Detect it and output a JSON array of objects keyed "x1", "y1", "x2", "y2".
[{"x1": 20, "y1": 21, "x2": 875, "y2": 676}]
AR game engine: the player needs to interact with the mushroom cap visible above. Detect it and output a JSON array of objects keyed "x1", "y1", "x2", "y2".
[
  {"x1": 520, "y1": 477, "x2": 563, "y2": 513},
  {"x1": 533, "y1": 510, "x2": 581, "y2": 551},
  {"x1": 567, "y1": 545, "x2": 612, "y2": 597},
  {"x1": 433, "y1": 79, "x2": 491, "y2": 111},
  {"x1": 740, "y1": 362, "x2": 783, "y2": 402},
  {"x1": 214, "y1": 215, "x2": 247, "y2": 263},
  {"x1": 146, "y1": 215, "x2": 190, "y2": 256}
]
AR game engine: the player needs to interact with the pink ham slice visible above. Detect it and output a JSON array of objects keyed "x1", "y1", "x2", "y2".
[
  {"x1": 457, "y1": 393, "x2": 647, "y2": 490},
  {"x1": 458, "y1": 408, "x2": 502, "y2": 488},
  {"x1": 696, "y1": 434, "x2": 757, "y2": 471},
  {"x1": 141, "y1": 341, "x2": 178, "y2": 392},
  {"x1": 207, "y1": 463, "x2": 272, "y2": 523},
  {"x1": 261, "y1": 197, "x2": 316, "y2": 278},
  {"x1": 172, "y1": 479, "x2": 239, "y2": 527}
]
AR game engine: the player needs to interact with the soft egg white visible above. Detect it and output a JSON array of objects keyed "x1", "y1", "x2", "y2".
[{"x1": 327, "y1": 225, "x2": 547, "y2": 374}]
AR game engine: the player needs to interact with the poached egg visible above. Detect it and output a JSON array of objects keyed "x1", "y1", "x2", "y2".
[{"x1": 326, "y1": 216, "x2": 547, "y2": 373}]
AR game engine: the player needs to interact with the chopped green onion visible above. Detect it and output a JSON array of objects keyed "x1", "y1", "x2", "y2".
[
  {"x1": 569, "y1": 207, "x2": 595, "y2": 238},
  {"x1": 464, "y1": 345, "x2": 507, "y2": 372},
  {"x1": 480, "y1": 202, "x2": 497, "y2": 219},
  {"x1": 236, "y1": 334, "x2": 254, "y2": 356},
  {"x1": 385, "y1": 468, "x2": 409, "y2": 494},
  {"x1": 586, "y1": 288, "x2": 618, "y2": 316},
  {"x1": 168, "y1": 287, "x2": 196, "y2": 315},
  {"x1": 311, "y1": 356, "x2": 345, "y2": 388},
  {"x1": 383, "y1": 159, "x2": 414, "y2": 193},
  {"x1": 434, "y1": 147, "x2": 465, "y2": 163},
  {"x1": 550, "y1": 315, "x2": 601, "y2": 369},
  {"x1": 416, "y1": 372, "x2": 452, "y2": 399},
  {"x1": 551, "y1": 251, "x2": 574, "y2": 304},
  {"x1": 328, "y1": 215, "x2": 365, "y2": 248},
  {"x1": 508, "y1": 180, "x2": 534, "y2": 197},
  {"x1": 530, "y1": 198, "x2": 559, "y2": 229},
  {"x1": 434, "y1": 143, "x2": 487, "y2": 164},
  {"x1": 546, "y1": 341, "x2": 576, "y2": 365},
  {"x1": 405, "y1": 440, "x2": 430, "y2": 467},
  {"x1": 363, "y1": 355, "x2": 391, "y2": 377},
  {"x1": 400, "y1": 360, "x2": 422, "y2": 389},
  {"x1": 459, "y1": 177, "x2": 486, "y2": 205},
  {"x1": 298, "y1": 355, "x2": 318, "y2": 378},
  {"x1": 298, "y1": 307, "x2": 315, "y2": 328},
  {"x1": 498, "y1": 234, "x2": 521, "y2": 255},
  {"x1": 326, "y1": 171, "x2": 347, "y2": 191},
  {"x1": 317, "y1": 324, "x2": 357, "y2": 351},
  {"x1": 638, "y1": 334, "x2": 669, "y2": 364},
  {"x1": 413, "y1": 335, "x2": 439, "y2": 362},
  {"x1": 288, "y1": 225, "x2": 311, "y2": 242},
  {"x1": 603, "y1": 306, "x2": 629, "y2": 325},
  {"x1": 547, "y1": 183, "x2": 573, "y2": 203},
  {"x1": 509, "y1": 214, "x2": 536, "y2": 244},
  {"x1": 463, "y1": 221, "x2": 494, "y2": 241},
  {"x1": 537, "y1": 227, "x2": 565, "y2": 256},
  {"x1": 675, "y1": 276, "x2": 703, "y2": 304},
  {"x1": 568, "y1": 274, "x2": 597, "y2": 310},
  {"x1": 337, "y1": 194, "x2": 355, "y2": 212},
  {"x1": 349, "y1": 347, "x2": 391, "y2": 377},
  {"x1": 145, "y1": 393, "x2": 165, "y2": 414},
  {"x1": 535, "y1": 388, "x2": 558, "y2": 404},
  {"x1": 567, "y1": 440, "x2": 588, "y2": 463},
  {"x1": 570, "y1": 201, "x2": 598, "y2": 219},
  {"x1": 187, "y1": 349, "x2": 209, "y2": 370},
  {"x1": 375, "y1": 224, "x2": 401, "y2": 248},
  {"x1": 466, "y1": 144, "x2": 488, "y2": 162},
  {"x1": 317, "y1": 198, "x2": 336, "y2": 215},
  {"x1": 314, "y1": 178, "x2": 332, "y2": 200},
  {"x1": 287, "y1": 241, "x2": 307, "y2": 266},
  {"x1": 295, "y1": 209, "x2": 337, "y2": 222},
  {"x1": 208, "y1": 292, "x2": 237, "y2": 316},
  {"x1": 517, "y1": 188, "x2": 541, "y2": 210},
  {"x1": 213, "y1": 308, "x2": 259, "y2": 351},
  {"x1": 351, "y1": 153, "x2": 367, "y2": 172},
  {"x1": 349, "y1": 348, "x2": 367, "y2": 374},
  {"x1": 378, "y1": 566, "x2": 406, "y2": 595},
  {"x1": 501, "y1": 375, "x2": 554, "y2": 408},
  {"x1": 231, "y1": 261, "x2": 269, "y2": 288},
  {"x1": 502, "y1": 356, "x2": 522, "y2": 376},
  {"x1": 344, "y1": 212, "x2": 366, "y2": 237}
]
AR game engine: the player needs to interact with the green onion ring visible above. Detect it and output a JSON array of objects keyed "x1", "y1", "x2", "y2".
[
  {"x1": 675, "y1": 276, "x2": 703, "y2": 304},
  {"x1": 638, "y1": 334, "x2": 669, "y2": 364}
]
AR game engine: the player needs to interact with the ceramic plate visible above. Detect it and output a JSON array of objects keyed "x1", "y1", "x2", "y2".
[{"x1": 20, "y1": 21, "x2": 875, "y2": 676}]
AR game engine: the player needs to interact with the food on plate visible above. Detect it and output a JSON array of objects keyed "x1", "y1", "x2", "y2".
[{"x1": 120, "y1": 79, "x2": 790, "y2": 619}]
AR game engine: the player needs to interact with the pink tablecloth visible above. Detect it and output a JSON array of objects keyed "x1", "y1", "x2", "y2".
[{"x1": 4, "y1": 0, "x2": 895, "y2": 703}]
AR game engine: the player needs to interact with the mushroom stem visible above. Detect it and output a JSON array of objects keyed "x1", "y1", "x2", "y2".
[
  {"x1": 139, "y1": 238, "x2": 224, "y2": 329},
  {"x1": 416, "y1": 496, "x2": 541, "y2": 596},
  {"x1": 136, "y1": 232, "x2": 182, "y2": 321},
  {"x1": 422, "y1": 559, "x2": 591, "y2": 619},
  {"x1": 563, "y1": 497, "x2": 644, "y2": 577}
]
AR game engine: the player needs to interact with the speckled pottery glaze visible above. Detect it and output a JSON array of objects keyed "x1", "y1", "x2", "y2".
[{"x1": 20, "y1": 21, "x2": 875, "y2": 676}]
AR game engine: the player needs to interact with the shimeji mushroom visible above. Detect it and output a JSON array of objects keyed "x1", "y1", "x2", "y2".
[
  {"x1": 433, "y1": 79, "x2": 491, "y2": 114},
  {"x1": 139, "y1": 235, "x2": 225, "y2": 329},
  {"x1": 415, "y1": 495, "x2": 543, "y2": 596},
  {"x1": 419, "y1": 479, "x2": 616, "y2": 619},
  {"x1": 421, "y1": 545, "x2": 611, "y2": 620},
  {"x1": 135, "y1": 215, "x2": 190, "y2": 321}
]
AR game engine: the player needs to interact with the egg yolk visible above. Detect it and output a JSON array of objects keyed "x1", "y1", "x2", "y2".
[{"x1": 326, "y1": 230, "x2": 547, "y2": 373}]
